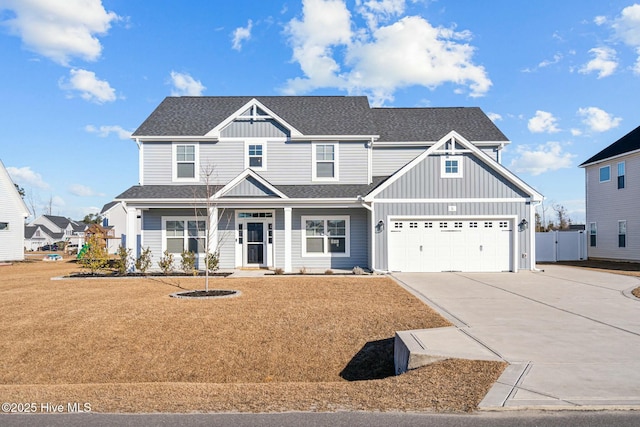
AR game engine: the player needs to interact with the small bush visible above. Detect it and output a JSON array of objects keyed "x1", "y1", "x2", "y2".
[
  {"x1": 206, "y1": 251, "x2": 219, "y2": 272},
  {"x1": 274, "y1": 267, "x2": 284, "y2": 275},
  {"x1": 325, "y1": 269, "x2": 334, "y2": 275},
  {"x1": 135, "y1": 247, "x2": 152, "y2": 273},
  {"x1": 114, "y1": 245, "x2": 132, "y2": 275},
  {"x1": 78, "y1": 234, "x2": 109, "y2": 274},
  {"x1": 352, "y1": 266, "x2": 364, "y2": 275},
  {"x1": 180, "y1": 250, "x2": 196, "y2": 275},
  {"x1": 299, "y1": 266, "x2": 307, "y2": 275},
  {"x1": 158, "y1": 250, "x2": 174, "y2": 275}
]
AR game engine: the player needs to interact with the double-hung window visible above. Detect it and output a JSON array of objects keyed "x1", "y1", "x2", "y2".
[
  {"x1": 313, "y1": 143, "x2": 338, "y2": 180},
  {"x1": 174, "y1": 143, "x2": 198, "y2": 181},
  {"x1": 618, "y1": 220, "x2": 627, "y2": 248},
  {"x1": 165, "y1": 219, "x2": 206, "y2": 254},
  {"x1": 302, "y1": 216, "x2": 349, "y2": 256},
  {"x1": 589, "y1": 222, "x2": 597, "y2": 247},
  {"x1": 618, "y1": 162, "x2": 625, "y2": 189},
  {"x1": 245, "y1": 141, "x2": 266, "y2": 170}
]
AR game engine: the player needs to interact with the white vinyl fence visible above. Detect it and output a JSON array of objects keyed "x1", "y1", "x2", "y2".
[{"x1": 536, "y1": 231, "x2": 587, "y2": 262}]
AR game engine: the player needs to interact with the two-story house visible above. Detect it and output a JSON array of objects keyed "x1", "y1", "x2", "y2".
[
  {"x1": 24, "y1": 214, "x2": 86, "y2": 251},
  {"x1": 0, "y1": 159, "x2": 30, "y2": 261},
  {"x1": 114, "y1": 96, "x2": 542, "y2": 273},
  {"x1": 580, "y1": 125, "x2": 640, "y2": 262}
]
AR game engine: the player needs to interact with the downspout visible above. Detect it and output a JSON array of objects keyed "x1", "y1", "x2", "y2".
[
  {"x1": 358, "y1": 197, "x2": 376, "y2": 273},
  {"x1": 135, "y1": 137, "x2": 143, "y2": 186}
]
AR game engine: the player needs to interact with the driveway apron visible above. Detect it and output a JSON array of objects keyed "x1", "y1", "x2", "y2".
[{"x1": 393, "y1": 265, "x2": 640, "y2": 408}]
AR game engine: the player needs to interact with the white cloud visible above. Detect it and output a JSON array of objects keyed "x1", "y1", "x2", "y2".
[
  {"x1": 611, "y1": 4, "x2": 640, "y2": 74},
  {"x1": 594, "y1": 16, "x2": 607, "y2": 26},
  {"x1": 509, "y1": 142, "x2": 575, "y2": 176},
  {"x1": 579, "y1": 46, "x2": 618, "y2": 78},
  {"x1": 570, "y1": 128, "x2": 582, "y2": 136},
  {"x1": 68, "y1": 184, "x2": 105, "y2": 197},
  {"x1": 169, "y1": 71, "x2": 205, "y2": 96},
  {"x1": 487, "y1": 112, "x2": 502, "y2": 122},
  {"x1": 6, "y1": 166, "x2": 50, "y2": 189},
  {"x1": 59, "y1": 68, "x2": 116, "y2": 103},
  {"x1": 0, "y1": 0, "x2": 120, "y2": 65},
  {"x1": 283, "y1": 0, "x2": 491, "y2": 105},
  {"x1": 231, "y1": 19, "x2": 253, "y2": 51},
  {"x1": 577, "y1": 107, "x2": 622, "y2": 132},
  {"x1": 85, "y1": 124, "x2": 131, "y2": 139},
  {"x1": 528, "y1": 110, "x2": 560, "y2": 133}
]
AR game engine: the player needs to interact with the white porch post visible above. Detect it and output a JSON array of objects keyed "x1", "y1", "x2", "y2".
[
  {"x1": 284, "y1": 207, "x2": 292, "y2": 273},
  {"x1": 209, "y1": 207, "x2": 218, "y2": 254},
  {"x1": 125, "y1": 205, "x2": 137, "y2": 271}
]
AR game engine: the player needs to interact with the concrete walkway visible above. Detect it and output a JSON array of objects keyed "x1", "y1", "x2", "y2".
[{"x1": 392, "y1": 265, "x2": 640, "y2": 409}]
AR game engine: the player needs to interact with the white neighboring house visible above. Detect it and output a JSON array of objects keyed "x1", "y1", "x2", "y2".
[
  {"x1": 24, "y1": 215, "x2": 86, "y2": 251},
  {"x1": 101, "y1": 201, "x2": 129, "y2": 254},
  {"x1": 580, "y1": 125, "x2": 640, "y2": 262},
  {"x1": 0, "y1": 159, "x2": 30, "y2": 261}
]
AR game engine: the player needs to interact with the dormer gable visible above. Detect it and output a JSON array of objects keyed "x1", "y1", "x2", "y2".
[
  {"x1": 213, "y1": 169, "x2": 288, "y2": 199},
  {"x1": 206, "y1": 98, "x2": 303, "y2": 139}
]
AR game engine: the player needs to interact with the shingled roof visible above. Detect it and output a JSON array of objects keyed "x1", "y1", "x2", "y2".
[
  {"x1": 132, "y1": 96, "x2": 507, "y2": 142},
  {"x1": 580, "y1": 125, "x2": 640, "y2": 166},
  {"x1": 372, "y1": 107, "x2": 508, "y2": 142}
]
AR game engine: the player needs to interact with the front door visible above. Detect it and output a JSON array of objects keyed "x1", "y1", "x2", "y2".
[{"x1": 246, "y1": 222, "x2": 265, "y2": 266}]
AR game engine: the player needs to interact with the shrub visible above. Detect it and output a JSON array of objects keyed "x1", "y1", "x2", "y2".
[
  {"x1": 274, "y1": 267, "x2": 284, "y2": 275},
  {"x1": 180, "y1": 250, "x2": 196, "y2": 275},
  {"x1": 206, "y1": 251, "x2": 219, "y2": 272},
  {"x1": 114, "y1": 245, "x2": 132, "y2": 275},
  {"x1": 135, "y1": 247, "x2": 152, "y2": 273},
  {"x1": 158, "y1": 250, "x2": 174, "y2": 275},
  {"x1": 78, "y1": 234, "x2": 109, "y2": 274},
  {"x1": 325, "y1": 269, "x2": 334, "y2": 275},
  {"x1": 299, "y1": 266, "x2": 307, "y2": 275},
  {"x1": 352, "y1": 266, "x2": 364, "y2": 275}
]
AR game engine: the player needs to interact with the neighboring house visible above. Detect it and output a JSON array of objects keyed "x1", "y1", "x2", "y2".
[
  {"x1": 101, "y1": 201, "x2": 129, "y2": 254},
  {"x1": 25, "y1": 214, "x2": 86, "y2": 250},
  {"x1": 0, "y1": 159, "x2": 30, "y2": 261},
  {"x1": 579, "y1": 125, "x2": 640, "y2": 262},
  {"x1": 113, "y1": 96, "x2": 542, "y2": 273}
]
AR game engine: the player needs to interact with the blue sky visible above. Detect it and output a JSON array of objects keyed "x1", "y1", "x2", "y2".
[{"x1": 1, "y1": 0, "x2": 639, "y2": 224}]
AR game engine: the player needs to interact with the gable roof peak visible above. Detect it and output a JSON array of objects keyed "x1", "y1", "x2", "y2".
[{"x1": 580, "y1": 124, "x2": 640, "y2": 167}]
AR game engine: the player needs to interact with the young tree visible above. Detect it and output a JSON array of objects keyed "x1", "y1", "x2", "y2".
[
  {"x1": 552, "y1": 204, "x2": 570, "y2": 230},
  {"x1": 83, "y1": 213, "x2": 103, "y2": 224},
  {"x1": 78, "y1": 233, "x2": 109, "y2": 274}
]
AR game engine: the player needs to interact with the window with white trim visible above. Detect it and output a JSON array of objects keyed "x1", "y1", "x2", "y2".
[
  {"x1": 302, "y1": 216, "x2": 349, "y2": 256},
  {"x1": 441, "y1": 155, "x2": 463, "y2": 178},
  {"x1": 0, "y1": 222, "x2": 8, "y2": 231},
  {"x1": 245, "y1": 141, "x2": 266, "y2": 170},
  {"x1": 164, "y1": 218, "x2": 206, "y2": 254},
  {"x1": 618, "y1": 220, "x2": 626, "y2": 248},
  {"x1": 312, "y1": 143, "x2": 338, "y2": 180},
  {"x1": 618, "y1": 162, "x2": 625, "y2": 189},
  {"x1": 589, "y1": 222, "x2": 597, "y2": 247},
  {"x1": 173, "y1": 143, "x2": 199, "y2": 181},
  {"x1": 599, "y1": 165, "x2": 610, "y2": 183}
]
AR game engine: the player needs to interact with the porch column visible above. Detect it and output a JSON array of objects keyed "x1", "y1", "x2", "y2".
[
  {"x1": 125, "y1": 205, "x2": 137, "y2": 272},
  {"x1": 284, "y1": 207, "x2": 292, "y2": 273},
  {"x1": 209, "y1": 207, "x2": 218, "y2": 254}
]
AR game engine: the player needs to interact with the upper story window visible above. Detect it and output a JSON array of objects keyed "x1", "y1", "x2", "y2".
[
  {"x1": 313, "y1": 143, "x2": 338, "y2": 181},
  {"x1": 173, "y1": 143, "x2": 199, "y2": 182},
  {"x1": 0, "y1": 222, "x2": 8, "y2": 231},
  {"x1": 599, "y1": 165, "x2": 610, "y2": 183},
  {"x1": 245, "y1": 141, "x2": 266, "y2": 170},
  {"x1": 441, "y1": 156, "x2": 463, "y2": 178},
  {"x1": 617, "y1": 162, "x2": 625, "y2": 189}
]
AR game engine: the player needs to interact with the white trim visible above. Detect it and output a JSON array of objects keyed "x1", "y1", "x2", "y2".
[
  {"x1": 312, "y1": 142, "x2": 339, "y2": 182},
  {"x1": 235, "y1": 210, "x2": 275, "y2": 268},
  {"x1": 133, "y1": 136, "x2": 218, "y2": 142},
  {"x1": 440, "y1": 155, "x2": 463, "y2": 178},
  {"x1": 290, "y1": 134, "x2": 378, "y2": 141},
  {"x1": 137, "y1": 138, "x2": 144, "y2": 185},
  {"x1": 161, "y1": 216, "x2": 207, "y2": 254},
  {"x1": 365, "y1": 131, "x2": 542, "y2": 202},
  {"x1": 206, "y1": 98, "x2": 303, "y2": 138},
  {"x1": 373, "y1": 198, "x2": 530, "y2": 203},
  {"x1": 372, "y1": 139, "x2": 510, "y2": 148},
  {"x1": 301, "y1": 215, "x2": 351, "y2": 258},
  {"x1": 172, "y1": 142, "x2": 200, "y2": 183},
  {"x1": 244, "y1": 139, "x2": 267, "y2": 171},
  {"x1": 579, "y1": 148, "x2": 640, "y2": 168}
]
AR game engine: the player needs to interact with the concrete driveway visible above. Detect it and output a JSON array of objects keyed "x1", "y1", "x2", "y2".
[{"x1": 392, "y1": 265, "x2": 640, "y2": 409}]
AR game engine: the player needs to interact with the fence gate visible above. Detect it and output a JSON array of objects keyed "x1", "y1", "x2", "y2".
[{"x1": 536, "y1": 231, "x2": 587, "y2": 262}]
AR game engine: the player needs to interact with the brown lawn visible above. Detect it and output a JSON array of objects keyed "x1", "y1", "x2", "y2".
[{"x1": 0, "y1": 257, "x2": 505, "y2": 413}]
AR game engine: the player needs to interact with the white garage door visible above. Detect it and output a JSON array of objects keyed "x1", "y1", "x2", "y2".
[{"x1": 388, "y1": 218, "x2": 513, "y2": 272}]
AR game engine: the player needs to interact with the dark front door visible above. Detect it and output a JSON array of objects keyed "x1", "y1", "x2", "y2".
[{"x1": 246, "y1": 222, "x2": 264, "y2": 265}]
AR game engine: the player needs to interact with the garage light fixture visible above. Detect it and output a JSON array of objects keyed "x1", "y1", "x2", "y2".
[
  {"x1": 519, "y1": 219, "x2": 528, "y2": 231},
  {"x1": 376, "y1": 220, "x2": 385, "y2": 232}
]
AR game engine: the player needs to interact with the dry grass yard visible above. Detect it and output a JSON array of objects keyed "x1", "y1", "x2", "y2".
[{"x1": 0, "y1": 257, "x2": 505, "y2": 413}]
